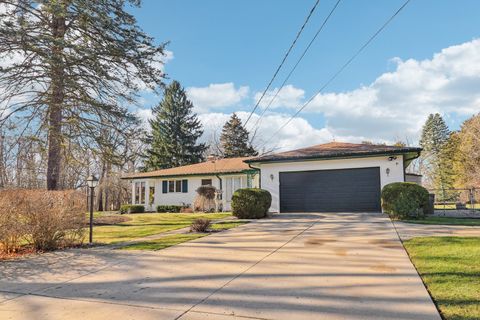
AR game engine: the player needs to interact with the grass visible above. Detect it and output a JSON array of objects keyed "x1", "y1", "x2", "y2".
[
  {"x1": 119, "y1": 220, "x2": 249, "y2": 251},
  {"x1": 210, "y1": 221, "x2": 248, "y2": 231},
  {"x1": 401, "y1": 216, "x2": 480, "y2": 226},
  {"x1": 120, "y1": 233, "x2": 208, "y2": 250},
  {"x1": 435, "y1": 204, "x2": 480, "y2": 211},
  {"x1": 404, "y1": 237, "x2": 480, "y2": 320},
  {"x1": 91, "y1": 212, "x2": 232, "y2": 244}
]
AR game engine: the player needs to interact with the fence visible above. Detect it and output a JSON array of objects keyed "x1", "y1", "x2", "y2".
[{"x1": 428, "y1": 187, "x2": 479, "y2": 215}]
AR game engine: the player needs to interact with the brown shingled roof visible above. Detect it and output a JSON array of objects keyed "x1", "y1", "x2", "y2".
[
  {"x1": 122, "y1": 157, "x2": 255, "y2": 179},
  {"x1": 245, "y1": 142, "x2": 422, "y2": 163}
]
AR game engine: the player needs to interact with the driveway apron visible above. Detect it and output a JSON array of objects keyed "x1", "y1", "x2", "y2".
[{"x1": 0, "y1": 212, "x2": 440, "y2": 320}]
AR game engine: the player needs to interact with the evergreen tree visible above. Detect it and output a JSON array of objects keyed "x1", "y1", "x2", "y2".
[
  {"x1": 220, "y1": 114, "x2": 258, "y2": 158},
  {"x1": 144, "y1": 81, "x2": 206, "y2": 170},
  {"x1": 419, "y1": 113, "x2": 450, "y2": 155},
  {"x1": 0, "y1": 0, "x2": 166, "y2": 189},
  {"x1": 419, "y1": 113, "x2": 451, "y2": 189}
]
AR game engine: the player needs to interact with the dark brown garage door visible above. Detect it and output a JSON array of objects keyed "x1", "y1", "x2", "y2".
[{"x1": 279, "y1": 167, "x2": 381, "y2": 213}]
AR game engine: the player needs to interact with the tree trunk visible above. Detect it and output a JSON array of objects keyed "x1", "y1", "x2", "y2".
[{"x1": 46, "y1": 12, "x2": 66, "y2": 190}]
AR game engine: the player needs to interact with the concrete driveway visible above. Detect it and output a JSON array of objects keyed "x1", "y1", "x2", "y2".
[{"x1": 0, "y1": 212, "x2": 440, "y2": 320}]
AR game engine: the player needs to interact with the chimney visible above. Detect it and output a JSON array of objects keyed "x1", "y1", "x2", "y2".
[{"x1": 207, "y1": 154, "x2": 216, "y2": 162}]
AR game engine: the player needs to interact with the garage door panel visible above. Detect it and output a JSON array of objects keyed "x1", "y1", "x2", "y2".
[{"x1": 279, "y1": 167, "x2": 381, "y2": 213}]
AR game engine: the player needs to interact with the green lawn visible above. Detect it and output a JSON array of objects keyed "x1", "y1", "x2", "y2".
[
  {"x1": 401, "y1": 216, "x2": 480, "y2": 226},
  {"x1": 404, "y1": 237, "x2": 480, "y2": 320},
  {"x1": 91, "y1": 212, "x2": 232, "y2": 244},
  {"x1": 120, "y1": 233, "x2": 208, "y2": 250},
  {"x1": 435, "y1": 204, "x2": 480, "y2": 211}
]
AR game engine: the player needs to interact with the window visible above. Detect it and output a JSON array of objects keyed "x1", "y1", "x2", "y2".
[
  {"x1": 135, "y1": 182, "x2": 140, "y2": 204},
  {"x1": 149, "y1": 186, "x2": 155, "y2": 205},
  {"x1": 201, "y1": 179, "x2": 212, "y2": 186},
  {"x1": 140, "y1": 182, "x2": 146, "y2": 204},
  {"x1": 225, "y1": 176, "x2": 243, "y2": 201},
  {"x1": 164, "y1": 179, "x2": 188, "y2": 193}
]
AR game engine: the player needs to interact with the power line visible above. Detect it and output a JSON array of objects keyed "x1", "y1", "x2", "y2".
[
  {"x1": 243, "y1": 0, "x2": 320, "y2": 127},
  {"x1": 251, "y1": 0, "x2": 342, "y2": 132},
  {"x1": 260, "y1": 0, "x2": 412, "y2": 150}
]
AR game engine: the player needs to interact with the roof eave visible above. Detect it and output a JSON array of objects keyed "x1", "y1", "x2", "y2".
[
  {"x1": 244, "y1": 148, "x2": 422, "y2": 164},
  {"x1": 120, "y1": 168, "x2": 259, "y2": 180}
]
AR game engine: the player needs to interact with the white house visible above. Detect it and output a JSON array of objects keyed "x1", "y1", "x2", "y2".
[
  {"x1": 122, "y1": 157, "x2": 259, "y2": 212},
  {"x1": 245, "y1": 142, "x2": 422, "y2": 213},
  {"x1": 123, "y1": 142, "x2": 421, "y2": 213}
]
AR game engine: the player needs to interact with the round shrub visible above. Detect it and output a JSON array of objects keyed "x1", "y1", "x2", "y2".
[
  {"x1": 381, "y1": 182, "x2": 429, "y2": 219},
  {"x1": 231, "y1": 188, "x2": 272, "y2": 219}
]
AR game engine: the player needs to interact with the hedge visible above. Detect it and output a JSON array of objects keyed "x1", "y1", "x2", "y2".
[
  {"x1": 231, "y1": 188, "x2": 272, "y2": 219},
  {"x1": 119, "y1": 204, "x2": 145, "y2": 214},
  {"x1": 381, "y1": 182, "x2": 430, "y2": 219},
  {"x1": 156, "y1": 205, "x2": 184, "y2": 213}
]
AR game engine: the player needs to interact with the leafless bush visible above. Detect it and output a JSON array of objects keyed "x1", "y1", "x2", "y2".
[
  {"x1": 194, "y1": 185, "x2": 216, "y2": 212},
  {"x1": 0, "y1": 190, "x2": 26, "y2": 253},
  {"x1": 0, "y1": 189, "x2": 86, "y2": 253},
  {"x1": 190, "y1": 218, "x2": 211, "y2": 233}
]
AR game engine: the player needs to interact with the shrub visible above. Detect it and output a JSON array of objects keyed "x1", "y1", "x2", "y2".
[
  {"x1": 0, "y1": 190, "x2": 26, "y2": 253},
  {"x1": 190, "y1": 218, "x2": 211, "y2": 232},
  {"x1": 0, "y1": 189, "x2": 86, "y2": 253},
  {"x1": 232, "y1": 188, "x2": 272, "y2": 219},
  {"x1": 194, "y1": 185, "x2": 217, "y2": 212},
  {"x1": 156, "y1": 205, "x2": 184, "y2": 213},
  {"x1": 381, "y1": 182, "x2": 429, "y2": 219},
  {"x1": 120, "y1": 204, "x2": 145, "y2": 214}
]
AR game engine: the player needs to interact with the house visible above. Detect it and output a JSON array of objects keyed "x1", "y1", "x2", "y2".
[
  {"x1": 245, "y1": 142, "x2": 422, "y2": 213},
  {"x1": 123, "y1": 142, "x2": 421, "y2": 213},
  {"x1": 122, "y1": 157, "x2": 259, "y2": 211}
]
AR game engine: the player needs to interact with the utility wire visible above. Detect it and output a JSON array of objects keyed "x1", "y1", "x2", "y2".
[
  {"x1": 259, "y1": 0, "x2": 411, "y2": 150},
  {"x1": 243, "y1": 0, "x2": 320, "y2": 127},
  {"x1": 251, "y1": 0, "x2": 342, "y2": 131}
]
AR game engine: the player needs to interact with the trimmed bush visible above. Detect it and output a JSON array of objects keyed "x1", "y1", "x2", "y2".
[
  {"x1": 231, "y1": 188, "x2": 272, "y2": 219},
  {"x1": 156, "y1": 205, "x2": 184, "y2": 213},
  {"x1": 120, "y1": 204, "x2": 145, "y2": 214},
  {"x1": 190, "y1": 218, "x2": 211, "y2": 233},
  {"x1": 381, "y1": 182, "x2": 429, "y2": 219}
]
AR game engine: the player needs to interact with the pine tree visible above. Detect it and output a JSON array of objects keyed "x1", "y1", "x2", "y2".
[
  {"x1": 0, "y1": 0, "x2": 166, "y2": 189},
  {"x1": 419, "y1": 113, "x2": 451, "y2": 189},
  {"x1": 220, "y1": 114, "x2": 258, "y2": 158},
  {"x1": 144, "y1": 81, "x2": 207, "y2": 170},
  {"x1": 419, "y1": 113, "x2": 450, "y2": 155}
]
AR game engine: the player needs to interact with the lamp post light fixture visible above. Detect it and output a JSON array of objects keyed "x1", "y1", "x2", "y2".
[{"x1": 86, "y1": 175, "x2": 99, "y2": 245}]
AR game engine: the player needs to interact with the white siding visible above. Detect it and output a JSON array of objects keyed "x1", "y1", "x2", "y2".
[
  {"x1": 254, "y1": 155, "x2": 405, "y2": 213},
  {"x1": 130, "y1": 172, "x2": 259, "y2": 212}
]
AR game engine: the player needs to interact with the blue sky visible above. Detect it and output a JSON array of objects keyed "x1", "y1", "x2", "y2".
[{"x1": 131, "y1": 0, "x2": 480, "y2": 151}]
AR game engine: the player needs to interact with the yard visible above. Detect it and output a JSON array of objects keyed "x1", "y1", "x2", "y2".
[
  {"x1": 401, "y1": 216, "x2": 480, "y2": 226},
  {"x1": 404, "y1": 237, "x2": 480, "y2": 320},
  {"x1": 91, "y1": 212, "x2": 233, "y2": 244}
]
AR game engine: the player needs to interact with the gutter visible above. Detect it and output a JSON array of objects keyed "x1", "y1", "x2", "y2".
[{"x1": 244, "y1": 149, "x2": 422, "y2": 165}]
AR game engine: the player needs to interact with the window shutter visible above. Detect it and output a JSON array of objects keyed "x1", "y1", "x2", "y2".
[
  {"x1": 182, "y1": 179, "x2": 188, "y2": 193},
  {"x1": 162, "y1": 180, "x2": 168, "y2": 193}
]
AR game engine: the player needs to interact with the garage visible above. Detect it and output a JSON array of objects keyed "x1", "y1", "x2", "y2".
[
  {"x1": 245, "y1": 142, "x2": 423, "y2": 213},
  {"x1": 279, "y1": 167, "x2": 381, "y2": 213}
]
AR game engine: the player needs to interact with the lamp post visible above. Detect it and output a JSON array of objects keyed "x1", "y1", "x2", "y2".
[{"x1": 86, "y1": 175, "x2": 99, "y2": 245}]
